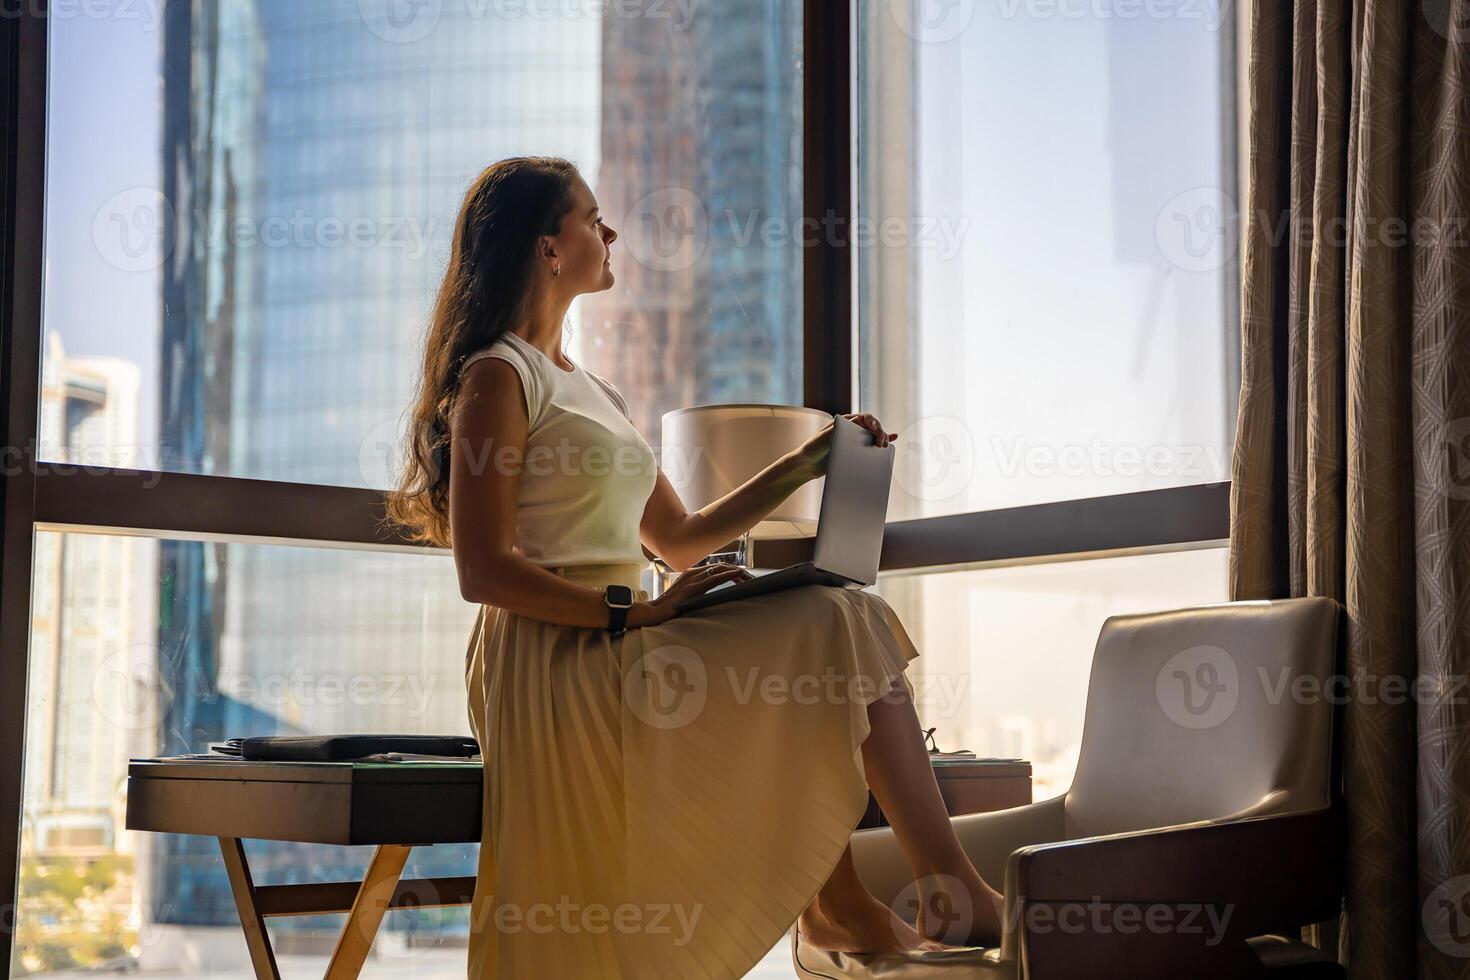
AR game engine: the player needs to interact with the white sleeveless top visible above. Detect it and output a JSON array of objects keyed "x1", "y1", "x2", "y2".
[{"x1": 458, "y1": 330, "x2": 658, "y2": 568}]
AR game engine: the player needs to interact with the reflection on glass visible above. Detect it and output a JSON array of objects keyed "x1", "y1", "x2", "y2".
[
  {"x1": 858, "y1": 0, "x2": 1238, "y2": 519},
  {"x1": 17, "y1": 531, "x2": 478, "y2": 978},
  {"x1": 875, "y1": 547, "x2": 1230, "y2": 800},
  {"x1": 41, "y1": 0, "x2": 802, "y2": 488}
]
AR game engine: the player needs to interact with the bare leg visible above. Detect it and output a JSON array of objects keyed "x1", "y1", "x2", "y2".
[
  {"x1": 802, "y1": 675, "x2": 1003, "y2": 950},
  {"x1": 861, "y1": 676, "x2": 1004, "y2": 944}
]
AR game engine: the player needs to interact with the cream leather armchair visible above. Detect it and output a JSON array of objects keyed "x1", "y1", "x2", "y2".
[{"x1": 795, "y1": 597, "x2": 1345, "y2": 980}]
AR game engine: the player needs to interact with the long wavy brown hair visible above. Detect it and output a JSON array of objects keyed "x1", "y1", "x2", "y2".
[{"x1": 383, "y1": 156, "x2": 580, "y2": 548}]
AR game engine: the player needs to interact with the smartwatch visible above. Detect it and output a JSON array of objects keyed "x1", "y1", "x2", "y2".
[{"x1": 603, "y1": 584, "x2": 634, "y2": 635}]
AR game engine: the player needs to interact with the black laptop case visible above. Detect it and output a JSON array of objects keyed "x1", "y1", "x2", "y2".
[{"x1": 217, "y1": 734, "x2": 479, "y2": 762}]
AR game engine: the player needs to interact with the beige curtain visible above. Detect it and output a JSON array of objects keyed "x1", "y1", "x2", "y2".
[{"x1": 1229, "y1": 0, "x2": 1470, "y2": 976}]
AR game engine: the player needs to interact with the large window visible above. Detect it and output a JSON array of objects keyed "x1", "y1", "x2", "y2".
[
  {"x1": 4, "y1": 2, "x2": 1239, "y2": 978},
  {"x1": 40, "y1": 0, "x2": 803, "y2": 488},
  {"x1": 857, "y1": 0, "x2": 1238, "y2": 521},
  {"x1": 852, "y1": 0, "x2": 1240, "y2": 834}
]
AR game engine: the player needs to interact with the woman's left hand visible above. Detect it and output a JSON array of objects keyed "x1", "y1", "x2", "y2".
[{"x1": 793, "y1": 412, "x2": 898, "y2": 479}]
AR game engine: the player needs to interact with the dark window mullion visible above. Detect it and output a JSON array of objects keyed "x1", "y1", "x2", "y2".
[
  {"x1": 1, "y1": 2, "x2": 50, "y2": 969},
  {"x1": 802, "y1": 0, "x2": 853, "y2": 415}
]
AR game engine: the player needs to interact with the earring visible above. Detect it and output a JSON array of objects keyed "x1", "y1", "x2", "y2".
[{"x1": 552, "y1": 265, "x2": 561, "y2": 277}]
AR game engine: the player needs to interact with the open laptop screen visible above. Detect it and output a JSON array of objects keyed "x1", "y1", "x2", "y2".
[{"x1": 811, "y1": 415, "x2": 896, "y2": 585}]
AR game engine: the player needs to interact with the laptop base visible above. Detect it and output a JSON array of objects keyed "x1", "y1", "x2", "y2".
[{"x1": 672, "y1": 562, "x2": 861, "y2": 614}]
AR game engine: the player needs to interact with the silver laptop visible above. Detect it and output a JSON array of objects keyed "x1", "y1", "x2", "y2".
[{"x1": 674, "y1": 414, "x2": 896, "y2": 614}]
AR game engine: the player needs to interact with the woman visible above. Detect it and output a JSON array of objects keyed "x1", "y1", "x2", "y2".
[{"x1": 387, "y1": 156, "x2": 1004, "y2": 979}]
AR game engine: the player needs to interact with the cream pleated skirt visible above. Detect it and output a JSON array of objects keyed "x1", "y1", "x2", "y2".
[{"x1": 463, "y1": 560, "x2": 920, "y2": 979}]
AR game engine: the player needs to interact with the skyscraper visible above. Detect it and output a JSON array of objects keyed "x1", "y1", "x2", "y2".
[
  {"x1": 30, "y1": 332, "x2": 143, "y2": 858},
  {"x1": 581, "y1": 2, "x2": 803, "y2": 448}
]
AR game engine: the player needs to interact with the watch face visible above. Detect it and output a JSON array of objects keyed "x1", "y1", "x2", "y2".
[{"x1": 605, "y1": 584, "x2": 634, "y2": 606}]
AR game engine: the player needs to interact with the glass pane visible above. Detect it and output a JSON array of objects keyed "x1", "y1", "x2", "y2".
[
  {"x1": 874, "y1": 547, "x2": 1230, "y2": 800},
  {"x1": 857, "y1": 1, "x2": 1238, "y2": 520},
  {"x1": 15, "y1": 531, "x2": 479, "y2": 978},
  {"x1": 41, "y1": 1, "x2": 802, "y2": 487}
]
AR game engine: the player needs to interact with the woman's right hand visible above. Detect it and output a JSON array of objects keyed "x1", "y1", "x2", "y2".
[
  {"x1": 792, "y1": 412, "x2": 898, "y2": 479},
  {"x1": 629, "y1": 562, "x2": 755, "y2": 628}
]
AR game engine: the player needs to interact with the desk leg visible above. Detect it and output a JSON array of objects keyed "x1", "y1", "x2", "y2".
[
  {"x1": 324, "y1": 844, "x2": 412, "y2": 980},
  {"x1": 218, "y1": 837, "x2": 281, "y2": 980}
]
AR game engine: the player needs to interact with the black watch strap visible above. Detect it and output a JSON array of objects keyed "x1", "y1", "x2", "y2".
[{"x1": 604, "y1": 584, "x2": 634, "y2": 635}]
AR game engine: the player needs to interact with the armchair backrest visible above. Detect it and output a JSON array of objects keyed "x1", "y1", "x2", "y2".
[{"x1": 1063, "y1": 597, "x2": 1340, "y2": 840}]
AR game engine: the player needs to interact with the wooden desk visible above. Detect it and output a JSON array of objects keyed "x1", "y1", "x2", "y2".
[
  {"x1": 126, "y1": 759, "x2": 481, "y2": 980},
  {"x1": 128, "y1": 756, "x2": 1031, "y2": 979}
]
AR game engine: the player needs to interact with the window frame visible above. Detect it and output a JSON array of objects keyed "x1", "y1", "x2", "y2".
[{"x1": 0, "y1": 0, "x2": 1238, "y2": 962}]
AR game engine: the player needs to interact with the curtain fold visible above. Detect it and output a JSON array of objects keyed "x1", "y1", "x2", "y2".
[{"x1": 1229, "y1": 0, "x2": 1470, "y2": 976}]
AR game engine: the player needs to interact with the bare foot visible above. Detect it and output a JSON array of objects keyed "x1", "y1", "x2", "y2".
[
  {"x1": 799, "y1": 893, "x2": 951, "y2": 955},
  {"x1": 914, "y1": 875, "x2": 1005, "y2": 948}
]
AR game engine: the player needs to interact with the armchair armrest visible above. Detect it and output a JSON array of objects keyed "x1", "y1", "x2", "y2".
[{"x1": 1006, "y1": 805, "x2": 1342, "y2": 980}]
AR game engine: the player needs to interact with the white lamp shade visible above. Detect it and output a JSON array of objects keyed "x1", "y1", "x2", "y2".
[{"x1": 660, "y1": 404, "x2": 830, "y2": 539}]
